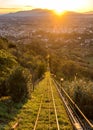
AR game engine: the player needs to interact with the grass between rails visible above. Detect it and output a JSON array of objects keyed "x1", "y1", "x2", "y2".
[
  {"x1": 0, "y1": 72, "x2": 72, "y2": 130},
  {"x1": 50, "y1": 80, "x2": 72, "y2": 130}
]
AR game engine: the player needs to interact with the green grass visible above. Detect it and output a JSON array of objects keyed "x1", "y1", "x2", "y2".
[{"x1": 0, "y1": 72, "x2": 72, "y2": 130}]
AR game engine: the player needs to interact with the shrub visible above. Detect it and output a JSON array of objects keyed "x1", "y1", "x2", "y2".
[
  {"x1": 61, "y1": 61, "x2": 79, "y2": 80},
  {"x1": 0, "y1": 37, "x2": 8, "y2": 50},
  {"x1": 7, "y1": 67, "x2": 32, "y2": 102},
  {"x1": 0, "y1": 49, "x2": 17, "y2": 97},
  {"x1": 63, "y1": 79, "x2": 93, "y2": 118}
]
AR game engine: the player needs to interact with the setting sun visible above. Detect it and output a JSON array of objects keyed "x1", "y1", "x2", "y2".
[
  {"x1": 54, "y1": 9, "x2": 65, "y2": 15},
  {"x1": 53, "y1": 4, "x2": 66, "y2": 15},
  {"x1": 28, "y1": 0, "x2": 89, "y2": 13},
  {"x1": 29, "y1": 0, "x2": 91, "y2": 16}
]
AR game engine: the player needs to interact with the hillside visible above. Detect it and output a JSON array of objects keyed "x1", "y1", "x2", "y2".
[
  {"x1": 85, "y1": 11, "x2": 93, "y2": 14},
  {"x1": 3, "y1": 9, "x2": 54, "y2": 17},
  {"x1": 2, "y1": 9, "x2": 89, "y2": 17}
]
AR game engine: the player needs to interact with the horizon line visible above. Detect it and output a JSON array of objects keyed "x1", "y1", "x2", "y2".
[{"x1": 0, "y1": 7, "x2": 93, "y2": 15}]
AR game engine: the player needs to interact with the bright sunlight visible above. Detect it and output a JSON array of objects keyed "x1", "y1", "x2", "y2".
[
  {"x1": 26, "y1": 0, "x2": 88, "y2": 14},
  {"x1": 53, "y1": 6, "x2": 66, "y2": 15},
  {"x1": 51, "y1": 0, "x2": 87, "y2": 14}
]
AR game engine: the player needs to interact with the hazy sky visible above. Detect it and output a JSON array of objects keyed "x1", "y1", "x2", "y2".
[{"x1": 0, "y1": 0, "x2": 93, "y2": 14}]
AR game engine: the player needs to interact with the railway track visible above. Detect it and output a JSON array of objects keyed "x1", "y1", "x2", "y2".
[
  {"x1": 33, "y1": 76, "x2": 60, "y2": 130},
  {"x1": 52, "y1": 78, "x2": 93, "y2": 130}
]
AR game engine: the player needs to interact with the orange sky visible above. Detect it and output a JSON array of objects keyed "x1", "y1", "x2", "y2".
[{"x1": 0, "y1": 0, "x2": 93, "y2": 14}]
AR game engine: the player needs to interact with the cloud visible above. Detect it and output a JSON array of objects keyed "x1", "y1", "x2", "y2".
[
  {"x1": 24, "y1": 5, "x2": 33, "y2": 7},
  {"x1": 24, "y1": 5, "x2": 34, "y2": 10},
  {"x1": 0, "y1": 8, "x2": 21, "y2": 10},
  {"x1": 0, "y1": 6, "x2": 34, "y2": 14},
  {"x1": 0, "y1": 7, "x2": 22, "y2": 14}
]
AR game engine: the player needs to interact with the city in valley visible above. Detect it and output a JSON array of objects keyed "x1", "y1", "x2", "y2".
[{"x1": 0, "y1": 10, "x2": 93, "y2": 67}]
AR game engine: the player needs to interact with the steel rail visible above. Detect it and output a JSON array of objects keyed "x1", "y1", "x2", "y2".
[
  {"x1": 49, "y1": 78, "x2": 60, "y2": 130},
  {"x1": 33, "y1": 94, "x2": 43, "y2": 130},
  {"x1": 48, "y1": 80, "x2": 51, "y2": 130},
  {"x1": 53, "y1": 78, "x2": 93, "y2": 129},
  {"x1": 52, "y1": 78, "x2": 84, "y2": 130}
]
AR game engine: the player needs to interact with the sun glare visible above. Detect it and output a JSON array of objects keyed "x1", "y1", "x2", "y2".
[
  {"x1": 28, "y1": 0, "x2": 88, "y2": 14},
  {"x1": 54, "y1": 9, "x2": 65, "y2": 15}
]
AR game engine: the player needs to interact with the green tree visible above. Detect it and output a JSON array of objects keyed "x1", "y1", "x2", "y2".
[
  {"x1": 7, "y1": 67, "x2": 32, "y2": 102},
  {"x1": 0, "y1": 49, "x2": 17, "y2": 97}
]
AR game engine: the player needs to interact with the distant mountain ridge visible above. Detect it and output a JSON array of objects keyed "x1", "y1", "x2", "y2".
[
  {"x1": 84, "y1": 11, "x2": 93, "y2": 14},
  {"x1": 4, "y1": 9, "x2": 54, "y2": 17},
  {"x1": 2, "y1": 9, "x2": 93, "y2": 17}
]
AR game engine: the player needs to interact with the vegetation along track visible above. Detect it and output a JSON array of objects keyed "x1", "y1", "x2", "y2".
[{"x1": 4, "y1": 71, "x2": 72, "y2": 130}]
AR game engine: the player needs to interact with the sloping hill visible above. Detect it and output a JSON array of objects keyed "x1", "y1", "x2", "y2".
[{"x1": 4, "y1": 9, "x2": 54, "y2": 17}]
